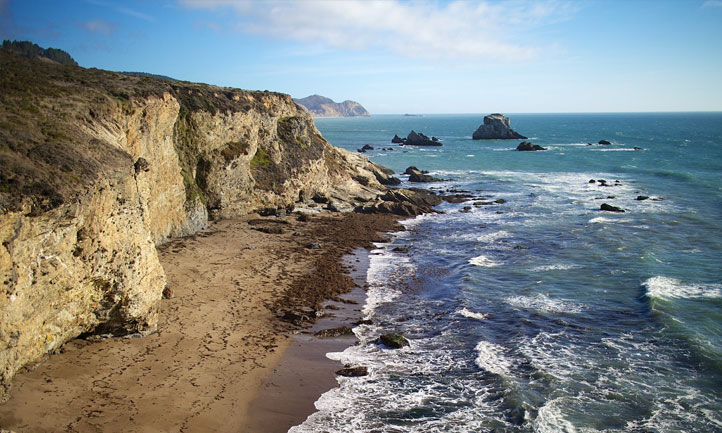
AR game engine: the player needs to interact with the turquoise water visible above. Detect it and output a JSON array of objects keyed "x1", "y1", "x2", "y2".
[{"x1": 292, "y1": 113, "x2": 722, "y2": 432}]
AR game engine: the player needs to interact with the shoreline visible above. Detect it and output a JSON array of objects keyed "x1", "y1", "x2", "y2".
[
  {"x1": 0, "y1": 212, "x2": 401, "y2": 433},
  {"x1": 244, "y1": 249, "x2": 372, "y2": 433}
]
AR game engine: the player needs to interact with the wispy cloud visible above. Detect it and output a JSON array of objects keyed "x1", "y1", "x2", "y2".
[
  {"x1": 85, "y1": 0, "x2": 155, "y2": 22},
  {"x1": 82, "y1": 19, "x2": 116, "y2": 35},
  {"x1": 702, "y1": 0, "x2": 722, "y2": 7},
  {"x1": 179, "y1": 0, "x2": 577, "y2": 61}
]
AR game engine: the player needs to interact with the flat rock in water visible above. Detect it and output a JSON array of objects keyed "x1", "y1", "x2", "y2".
[
  {"x1": 600, "y1": 203, "x2": 625, "y2": 213},
  {"x1": 336, "y1": 366, "x2": 368, "y2": 377}
]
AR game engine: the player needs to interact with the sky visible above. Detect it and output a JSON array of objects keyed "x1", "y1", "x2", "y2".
[{"x1": 2, "y1": 0, "x2": 722, "y2": 114}]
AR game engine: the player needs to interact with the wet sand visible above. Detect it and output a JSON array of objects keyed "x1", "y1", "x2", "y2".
[{"x1": 0, "y1": 212, "x2": 401, "y2": 433}]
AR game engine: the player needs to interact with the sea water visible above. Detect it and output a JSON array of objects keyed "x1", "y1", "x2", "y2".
[{"x1": 290, "y1": 113, "x2": 722, "y2": 432}]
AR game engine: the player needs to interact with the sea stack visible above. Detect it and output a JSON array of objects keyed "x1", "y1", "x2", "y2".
[{"x1": 472, "y1": 113, "x2": 527, "y2": 140}]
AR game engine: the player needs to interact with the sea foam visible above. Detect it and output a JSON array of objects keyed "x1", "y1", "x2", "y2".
[{"x1": 643, "y1": 276, "x2": 722, "y2": 300}]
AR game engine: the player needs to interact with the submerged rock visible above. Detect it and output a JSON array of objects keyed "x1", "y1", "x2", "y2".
[
  {"x1": 379, "y1": 333, "x2": 410, "y2": 349},
  {"x1": 516, "y1": 141, "x2": 546, "y2": 151},
  {"x1": 472, "y1": 113, "x2": 527, "y2": 140},
  {"x1": 600, "y1": 203, "x2": 625, "y2": 213},
  {"x1": 336, "y1": 366, "x2": 368, "y2": 377}
]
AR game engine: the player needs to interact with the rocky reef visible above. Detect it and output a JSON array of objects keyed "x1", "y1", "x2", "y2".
[
  {"x1": 472, "y1": 113, "x2": 527, "y2": 140},
  {"x1": 391, "y1": 131, "x2": 442, "y2": 146},
  {"x1": 0, "y1": 51, "x2": 405, "y2": 400},
  {"x1": 293, "y1": 94, "x2": 369, "y2": 118}
]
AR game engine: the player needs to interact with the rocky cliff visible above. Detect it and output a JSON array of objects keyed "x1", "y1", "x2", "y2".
[
  {"x1": 0, "y1": 52, "x2": 395, "y2": 400},
  {"x1": 293, "y1": 94, "x2": 370, "y2": 117}
]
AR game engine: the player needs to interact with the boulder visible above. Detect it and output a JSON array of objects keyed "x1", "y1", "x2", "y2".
[
  {"x1": 598, "y1": 140, "x2": 612, "y2": 145},
  {"x1": 600, "y1": 203, "x2": 625, "y2": 213},
  {"x1": 405, "y1": 130, "x2": 442, "y2": 146},
  {"x1": 379, "y1": 333, "x2": 410, "y2": 349},
  {"x1": 391, "y1": 134, "x2": 406, "y2": 144},
  {"x1": 516, "y1": 141, "x2": 546, "y2": 151},
  {"x1": 472, "y1": 114, "x2": 527, "y2": 140},
  {"x1": 406, "y1": 166, "x2": 442, "y2": 183}
]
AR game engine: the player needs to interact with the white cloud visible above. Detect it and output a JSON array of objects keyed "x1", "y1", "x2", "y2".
[
  {"x1": 703, "y1": 0, "x2": 722, "y2": 7},
  {"x1": 179, "y1": 0, "x2": 577, "y2": 61},
  {"x1": 82, "y1": 19, "x2": 116, "y2": 35}
]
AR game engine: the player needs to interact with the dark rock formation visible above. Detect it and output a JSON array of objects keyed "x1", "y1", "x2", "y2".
[
  {"x1": 600, "y1": 203, "x2": 625, "y2": 213},
  {"x1": 355, "y1": 188, "x2": 442, "y2": 217},
  {"x1": 336, "y1": 366, "x2": 368, "y2": 377},
  {"x1": 636, "y1": 195, "x2": 649, "y2": 201},
  {"x1": 293, "y1": 94, "x2": 370, "y2": 117},
  {"x1": 405, "y1": 130, "x2": 442, "y2": 146},
  {"x1": 379, "y1": 333, "x2": 410, "y2": 349},
  {"x1": 391, "y1": 134, "x2": 406, "y2": 144},
  {"x1": 472, "y1": 114, "x2": 527, "y2": 140},
  {"x1": 357, "y1": 144, "x2": 374, "y2": 153},
  {"x1": 516, "y1": 141, "x2": 546, "y2": 151},
  {"x1": 598, "y1": 140, "x2": 612, "y2": 145},
  {"x1": 315, "y1": 325, "x2": 353, "y2": 338}
]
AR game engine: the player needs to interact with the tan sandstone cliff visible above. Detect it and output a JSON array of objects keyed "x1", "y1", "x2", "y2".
[{"x1": 0, "y1": 52, "x2": 407, "y2": 401}]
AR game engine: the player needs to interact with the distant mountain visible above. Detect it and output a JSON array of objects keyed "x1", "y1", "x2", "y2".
[
  {"x1": 293, "y1": 94, "x2": 370, "y2": 117},
  {"x1": 1, "y1": 40, "x2": 78, "y2": 66}
]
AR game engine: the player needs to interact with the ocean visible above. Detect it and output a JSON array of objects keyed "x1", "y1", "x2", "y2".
[{"x1": 291, "y1": 113, "x2": 722, "y2": 432}]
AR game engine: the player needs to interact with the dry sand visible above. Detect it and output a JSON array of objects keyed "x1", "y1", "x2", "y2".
[{"x1": 0, "y1": 212, "x2": 401, "y2": 433}]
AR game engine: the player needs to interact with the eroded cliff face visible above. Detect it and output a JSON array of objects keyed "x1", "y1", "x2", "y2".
[{"x1": 0, "y1": 53, "x2": 392, "y2": 400}]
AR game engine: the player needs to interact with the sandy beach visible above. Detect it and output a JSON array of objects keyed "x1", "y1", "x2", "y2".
[{"x1": 0, "y1": 211, "x2": 401, "y2": 433}]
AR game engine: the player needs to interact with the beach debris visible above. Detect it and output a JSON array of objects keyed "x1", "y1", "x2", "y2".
[
  {"x1": 378, "y1": 333, "x2": 410, "y2": 349},
  {"x1": 315, "y1": 326, "x2": 354, "y2": 338},
  {"x1": 336, "y1": 365, "x2": 368, "y2": 377},
  {"x1": 600, "y1": 203, "x2": 625, "y2": 213},
  {"x1": 472, "y1": 113, "x2": 527, "y2": 140}
]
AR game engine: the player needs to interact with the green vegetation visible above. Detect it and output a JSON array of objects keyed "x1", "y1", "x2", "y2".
[
  {"x1": 250, "y1": 148, "x2": 271, "y2": 168},
  {"x1": 2, "y1": 40, "x2": 78, "y2": 66}
]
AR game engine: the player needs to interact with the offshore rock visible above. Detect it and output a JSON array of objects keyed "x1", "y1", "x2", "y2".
[
  {"x1": 378, "y1": 333, "x2": 410, "y2": 349},
  {"x1": 472, "y1": 113, "x2": 527, "y2": 140},
  {"x1": 600, "y1": 203, "x2": 625, "y2": 213},
  {"x1": 391, "y1": 134, "x2": 406, "y2": 144},
  {"x1": 516, "y1": 141, "x2": 546, "y2": 151},
  {"x1": 405, "y1": 131, "x2": 442, "y2": 146}
]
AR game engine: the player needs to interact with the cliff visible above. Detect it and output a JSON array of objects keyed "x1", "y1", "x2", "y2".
[
  {"x1": 293, "y1": 94, "x2": 370, "y2": 117},
  {"x1": 0, "y1": 52, "x2": 394, "y2": 400}
]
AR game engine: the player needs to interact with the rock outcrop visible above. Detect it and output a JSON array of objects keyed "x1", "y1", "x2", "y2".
[
  {"x1": 0, "y1": 51, "x2": 398, "y2": 400},
  {"x1": 293, "y1": 94, "x2": 370, "y2": 118},
  {"x1": 516, "y1": 141, "x2": 546, "y2": 151},
  {"x1": 472, "y1": 113, "x2": 527, "y2": 140},
  {"x1": 399, "y1": 131, "x2": 442, "y2": 146}
]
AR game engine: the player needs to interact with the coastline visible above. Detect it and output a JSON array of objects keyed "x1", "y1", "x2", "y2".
[
  {"x1": 0, "y1": 212, "x2": 401, "y2": 433},
  {"x1": 244, "y1": 249, "x2": 372, "y2": 433}
]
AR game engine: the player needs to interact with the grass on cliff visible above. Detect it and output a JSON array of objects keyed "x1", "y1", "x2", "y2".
[{"x1": 0, "y1": 49, "x2": 293, "y2": 214}]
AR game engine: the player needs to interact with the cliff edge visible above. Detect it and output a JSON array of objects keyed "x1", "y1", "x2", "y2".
[{"x1": 0, "y1": 51, "x2": 393, "y2": 400}]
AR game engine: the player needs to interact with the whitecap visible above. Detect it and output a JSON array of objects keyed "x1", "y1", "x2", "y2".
[
  {"x1": 457, "y1": 307, "x2": 488, "y2": 321},
  {"x1": 505, "y1": 294, "x2": 584, "y2": 314},
  {"x1": 476, "y1": 230, "x2": 511, "y2": 243},
  {"x1": 643, "y1": 276, "x2": 722, "y2": 300},
  {"x1": 531, "y1": 263, "x2": 579, "y2": 272},
  {"x1": 475, "y1": 340, "x2": 512, "y2": 376},
  {"x1": 469, "y1": 255, "x2": 501, "y2": 267}
]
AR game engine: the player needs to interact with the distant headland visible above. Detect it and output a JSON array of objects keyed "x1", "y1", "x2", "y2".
[{"x1": 293, "y1": 94, "x2": 370, "y2": 118}]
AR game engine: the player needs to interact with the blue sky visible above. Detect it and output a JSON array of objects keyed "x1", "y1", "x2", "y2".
[{"x1": 2, "y1": 0, "x2": 721, "y2": 113}]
